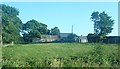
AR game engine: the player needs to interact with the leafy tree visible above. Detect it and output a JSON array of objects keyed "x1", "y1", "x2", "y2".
[
  {"x1": 91, "y1": 11, "x2": 99, "y2": 35},
  {"x1": 87, "y1": 33, "x2": 100, "y2": 43},
  {"x1": 98, "y1": 11, "x2": 114, "y2": 36},
  {"x1": 1, "y1": 4, "x2": 23, "y2": 44},
  {"x1": 1, "y1": 4, "x2": 19, "y2": 16},
  {"x1": 51, "y1": 27, "x2": 60, "y2": 35},
  {"x1": 91, "y1": 11, "x2": 114, "y2": 42},
  {"x1": 23, "y1": 19, "x2": 47, "y2": 34},
  {"x1": 22, "y1": 30, "x2": 41, "y2": 43},
  {"x1": 47, "y1": 29, "x2": 51, "y2": 35},
  {"x1": 22, "y1": 19, "x2": 47, "y2": 42}
]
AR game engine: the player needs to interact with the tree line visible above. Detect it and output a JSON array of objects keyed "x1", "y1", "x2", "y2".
[
  {"x1": 0, "y1": 4, "x2": 115, "y2": 44},
  {"x1": 1, "y1": 4, "x2": 60, "y2": 44}
]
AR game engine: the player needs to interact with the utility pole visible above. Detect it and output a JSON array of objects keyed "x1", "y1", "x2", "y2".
[{"x1": 71, "y1": 25, "x2": 73, "y2": 34}]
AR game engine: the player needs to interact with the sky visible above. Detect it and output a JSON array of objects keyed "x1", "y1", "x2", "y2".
[
  {"x1": 1, "y1": 0, "x2": 119, "y2": 2},
  {"x1": 2, "y1": 2, "x2": 118, "y2": 36}
]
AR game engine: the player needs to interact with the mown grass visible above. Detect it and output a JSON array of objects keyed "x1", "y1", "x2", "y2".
[{"x1": 2, "y1": 43, "x2": 119, "y2": 67}]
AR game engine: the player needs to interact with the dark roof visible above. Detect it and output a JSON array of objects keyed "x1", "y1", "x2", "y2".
[
  {"x1": 60, "y1": 33, "x2": 72, "y2": 38},
  {"x1": 60, "y1": 33, "x2": 72, "y2": 35}
]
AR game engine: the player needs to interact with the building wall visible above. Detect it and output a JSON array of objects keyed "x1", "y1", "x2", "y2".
[
  {"x1": 59, "y1": 33, "x2": 71, "y2": 39},
  {"x1": 32, "y1": 35, "x2": 59, "y2": 42},
  {"x1": 80, "y1": 39, "x2": 88, "y2": 43}
]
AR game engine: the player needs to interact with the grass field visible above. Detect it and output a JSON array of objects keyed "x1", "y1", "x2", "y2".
[{"x1": 2, "y1": 43, "x2": 119, "y2": 67}]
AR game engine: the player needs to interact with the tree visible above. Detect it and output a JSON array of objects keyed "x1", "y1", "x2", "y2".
[
  {"x1": 51, "y1": 27, "x2": 60, "y2": 35},
  {"x1": 22, "y1": 19, "x2": 47, "y2": 42},
  {"x1": 91, "y1": 11, "x2": 114, "y2": 42},
  {"x1": 87, "y1": 33, "x2": 100, "y2": 43},
  {"x1": 22, "y1": 30, "x2": 41, "y2": 43},
  {"x1": 1, "y1": 4, "x2": 23, "y2": 44},
  {"x1": 91, "y1": 11, "x2": 99, "y2": 35},
  {"x1": 98, "y1": 11, "x2": 114, "y2": 36},
  {"x1": 47, "y1": 29, "x2": 51, "y2": 35},
  {"x1": 23, "y1": 19, "x2": 47, "y2": 34}
]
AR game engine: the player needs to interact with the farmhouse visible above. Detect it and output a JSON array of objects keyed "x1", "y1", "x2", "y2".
[
  {"x1": 59, "y1": 33, "x2": 77, "y2": 42},
  {"x1": 32, "y1": 33, "x2": 89, "y2": 43},
  {"x1": 78, "y1": 36, "x2": 88, "y2": 43},
  {"x1": 59, "y1": 33, "x2": 72, "y2": 39},
  {"x1": 41, "y1": 35, "x2": 59, "y2": 42},
  {"x1": 32, "y1": 35, "x2": 59, "y2": 42},
  {"x1": 59, "y1": 33, "x2": 88, "y2": 43}
]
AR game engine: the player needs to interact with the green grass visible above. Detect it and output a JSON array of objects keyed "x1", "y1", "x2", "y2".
[{"x1": 2, "y1": 43, "x2": 119, "y2": 67}]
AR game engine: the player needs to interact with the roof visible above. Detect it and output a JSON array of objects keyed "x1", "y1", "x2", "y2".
[
  {"x1": 60, "y1": 33, "x2": 72, "y2": 35},
  {"x1": 60, "y1": 33, "x2": 72, "y2": 38},
  {"x1": 41, "y1": 35, "x2": 58, "y2": 39}
]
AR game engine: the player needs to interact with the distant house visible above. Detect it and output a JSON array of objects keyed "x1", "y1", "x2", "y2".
[
  {"x1": 59, "y1": 33, "x2": 81, "y2": 42},
  {"x1": 41, "y1": 35, "x2": 59, "y2": 42},
  {"x1": 59, "y1": 33, "x2": 72, "y2": 39},
  {"x1": 32, "y1": 35, "x2": 59, "y2": 42},
  {"x1": 32, "y1": 33, "x2": 88, "y2": 43},
  {"x1": 78, "y1": 36, "x2": 88, "y2": 43}
]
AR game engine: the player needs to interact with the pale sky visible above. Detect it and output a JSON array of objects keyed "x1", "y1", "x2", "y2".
[
  {"x1": 1, "y1": 0, "x2": 119, "y2": 2},
  {"x1": 2, "y1": 2, "x2": 118, "y2": 36}
]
